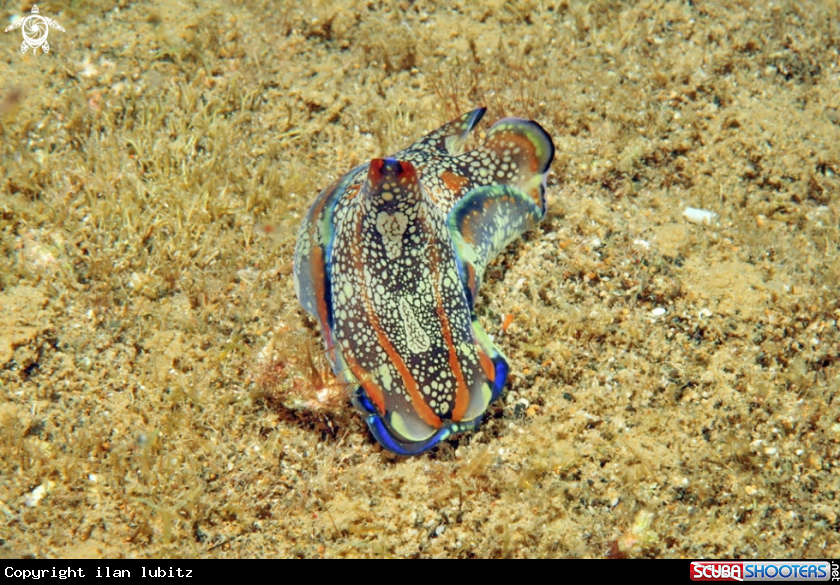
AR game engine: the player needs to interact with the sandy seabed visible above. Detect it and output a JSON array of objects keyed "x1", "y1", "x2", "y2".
[{"x1": 0, "y1": 0, "x2": 838, "y2": 558}]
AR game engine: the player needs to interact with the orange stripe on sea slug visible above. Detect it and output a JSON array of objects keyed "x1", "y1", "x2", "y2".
[
  {"x1": 306, "y1": 181, "x2": 343, "y2": 350},
  {"x1": 343, "y1": 184, "x2": 361, "y2": 202},
  {"x1": 308, "y1": 244, "x2": 333, "y2": 349},
  {"x1": 349, "y1": 203, "x2": 442, "y2": 428},
  {"x1": 492, "y1": 131, "x2": 539, "y2": 173},
  {"x1": 466, "y1": 263, "x2": 477, "y2": 300},
  {"x1": 367, "y1": 317, "x2": 442, "y2": 427},
  {"x1": 489, "y1": 131, "x2": 542, "y2": 205},
  {"x1": 342, "y1": 350, "x2": 387, "y2": 416},
  {"x1": 478, "y1": 349, "x2": 496, "y2": 382},
  {"x1": 484, "y1": 193, "x2": 513, "y2": 211},
  {"x1": 427, "y1": 243, "x2": 471, "y2": 422},
  {"x1": 458, "y1": 210, "x2": 480, "y2": 243},
  {"x1": 310, "y1": 179, "x2": 386, "y2": 412},
  {"x1": 434, "y1": 290, "x2": 470, "y2": 421}
]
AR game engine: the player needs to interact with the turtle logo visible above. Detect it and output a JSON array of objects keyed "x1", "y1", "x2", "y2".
[{"x1": 5, "y1": 5, "x2": 65, "y2": 55}]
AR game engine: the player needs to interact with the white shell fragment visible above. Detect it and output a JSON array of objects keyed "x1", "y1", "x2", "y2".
[
  {"x1": 24, "y1": 481, "x2": 55, "y2": 507},
  {"x1": 683, "y1": 207, "x2": 718, "y2": 226}
]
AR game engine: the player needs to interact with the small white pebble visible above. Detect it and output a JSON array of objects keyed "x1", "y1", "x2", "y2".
[
  {"x1": 24, "y1": 481, "x2": 55, "y2": 507},
  {"x1": 683, "y1": 207, "x2": 718, "y2": 226},
  {"x1": 651, "y1": 307, "x2": 667, "y2": 317},
  {"x1": 237, "y1": 267, "x2": 261, "y2": 284}
]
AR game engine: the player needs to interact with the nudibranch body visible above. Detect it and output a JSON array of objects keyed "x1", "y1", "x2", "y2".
[{"x1": 294, "y1": 108, "x2": 554, "y2": 455}]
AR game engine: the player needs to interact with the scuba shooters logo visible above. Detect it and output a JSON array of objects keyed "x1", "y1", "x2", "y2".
[
  {"x1": 691, "y1": 561, "x2": 837, "y2": 582},
  {"x1": 692, "y1": 563, "x2": 744, "y2": 582}
]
